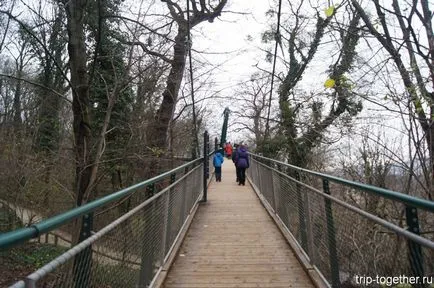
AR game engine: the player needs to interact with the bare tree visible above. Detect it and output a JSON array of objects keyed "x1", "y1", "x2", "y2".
[
  {"x1": 271, "y1": 1, "x2": 362, "y2": 168},
  {"x1": 60, "y1": 0, "x2": 93, "y2": 207},
  {"x1": 352, "y1": 0, "x2": 434, "y2": 199},
  {"x1": 232, "y1": 73, "x2": 272, "y2": 145},
  {"x1": 0, "y1": 0, "x2": 14, "y2": 54},
  {"x1": 147, "y1": 0, "x2": 227, "y2": 151}
]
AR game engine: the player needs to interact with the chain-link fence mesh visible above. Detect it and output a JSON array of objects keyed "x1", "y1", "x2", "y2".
[
  {"x1": 208, "y1": 153, "x2": 214, "y2": 179},
  {"x1": 248, "y1": 155, "x2": 434, "y2": 287},
  {"x1": 9, "y1": 163, "x2": 204, "y2": 288}
]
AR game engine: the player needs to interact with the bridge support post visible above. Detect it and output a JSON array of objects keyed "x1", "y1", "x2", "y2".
[
  {"x1": 214, "y1": 137, "x2": 218, "y2": 153},
  {"x1": 138, "y1": 183, "x2": 156, "y2": 288},
  {"x1": 296, "y1": 172, "x2": 308, "y2": 253},
  {"x1": 162, "y1": 173, "x2": 176, "y2": 258},
  {"x1": 146, "y1": 183, "x2": 155, "y2": 198},
  {"x1": 270, "y1": 169, "x2": 276, "y2": 212},
  {"x1": 73, "y1": 212, "x2": 93, "y2": 288},
  {"x1": 323, "y1": 179, "x2": 340, "y2": 288},
  {"x1": 180, "y1": 167, "x2": 189, "y2": 224},
  {"x1": 202, "y1": 131, "x2": 209, "y2": 202},
  {"x1": 304, "y1": 188, "x2": 315, "y2": 265},
  {"x1": 405, "y1": 205, "x2": 424, "y2": 286}
]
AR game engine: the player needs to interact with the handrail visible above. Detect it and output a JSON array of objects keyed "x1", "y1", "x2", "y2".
[
  {"x1": 0, "y1": 157, "x2": 203, "y2": 250},
  {"x1": 251, "y1": 158, "x2": 434, "y2": 249},
  {"x1": 251, "y1": 153, "x2": 434, "y2": 212}
]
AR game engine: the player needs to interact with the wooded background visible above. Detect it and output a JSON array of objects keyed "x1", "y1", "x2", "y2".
[{"x1": 0, "y1": 0, "x2": 432, "y2": 231}]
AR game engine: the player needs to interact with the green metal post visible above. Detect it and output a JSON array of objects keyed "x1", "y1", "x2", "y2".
[
  {"x1": 180, "y1": 167, "x2": 189, "y2": 223},
  {"x1": 323, "y1": 179, "x2": 340, "y2": 288},
  {"x1": 202, "y1": 131, "x2": 209, "y2": 202},
  {"x1": 139, "y1": 182, "x2": 156, "y2": 287},
  {"x1": 164, "y1": 173, "x2": 176, "y2": 255},
  {"x1": 220, "y1": 108, "x2": 230, "y2": 148},
  {"x1": 73, "y1": 212, "x2": 93, "y2": 288},
  {"x1": 207, "y1": 138, "x2": 212, "y2": 177},
  {"x1": 269, "y1": 167, "x2": 276, "y2": 211},
  {"x1": 405, "y1": 205, "x2": 424, "y2": 286},
  {"x1": 146, "y1": 183, "x2": 155, "y2": 198},
  {"x1": 296, "y1": 171, "x2": 308, "y2": 253},
  {"x1": 257, "y1": 156, "x2": 263, "y2": 193},
  {"x1": 214, "y1": 137, "x2": 218, "y2": 153}
]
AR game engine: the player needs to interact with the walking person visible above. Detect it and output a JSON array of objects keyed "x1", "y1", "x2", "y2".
[
  {"x1": 213, "y1": 151, "x2": 224, "y2": 182},
  {"x1": 235, "y1": 144, "x2": 249, "y2": 186},
  {"x1": 225, "y1": 142, "x2": 233, "y2": 159},
  {"x1": 232, "y1": 144, "x2": 239, "y2": 182}
]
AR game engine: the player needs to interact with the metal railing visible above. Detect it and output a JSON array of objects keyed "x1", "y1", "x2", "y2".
[
  {"x1": 2, "y1": 132, "x2": 216, "y2": 288},
  {"x1": 248, "y1": 153, "x2": 434, "y2": 288},
  {"x1": 0, "y1": 158, "x2": 203, "y2": 250}
]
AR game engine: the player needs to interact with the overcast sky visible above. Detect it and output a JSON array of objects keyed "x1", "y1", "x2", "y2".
[{"x1": 188, "y1": 0, "x2": 274, "y2": 141}]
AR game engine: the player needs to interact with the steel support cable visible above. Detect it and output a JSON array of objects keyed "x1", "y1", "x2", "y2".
[
  {"x1": 186, "y1": 0, "x2": 199, "y2": 158},
  {"x1": 265, "y1": 0, "x2": 283, "y2": 139}
]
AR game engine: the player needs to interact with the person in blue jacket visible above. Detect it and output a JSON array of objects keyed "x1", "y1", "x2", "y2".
[
  {"x1": 235, "y1": 144, "x2": 249, "y2": 185},
  {"x1": 213, "y1": 151, "x2": 224, "y2": 182}
]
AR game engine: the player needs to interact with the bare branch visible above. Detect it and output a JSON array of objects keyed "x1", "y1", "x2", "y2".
[
  {"x1": 0, "y1": 9, "x2": 74, "y2": 92},
  {"x1": 0, "y1": 73, "x2": 71, "y2": 104},
  {"x1": 123, "y1": 40, "x2": 173, "y2": 64}
]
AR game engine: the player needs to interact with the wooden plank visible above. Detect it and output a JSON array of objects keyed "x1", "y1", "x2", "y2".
[
  {"x1": 166, "y1": 263, "x2": 303, "y2": 272},
  {"x1": 158, "y1": 161, "x2": 315, "y2": 288},
  {"x1": 249, "y1": 171, "x2": 330, "y2": 288},
  {"x1": 164, "y1": 284, "x2": 312, "y2": 288}
]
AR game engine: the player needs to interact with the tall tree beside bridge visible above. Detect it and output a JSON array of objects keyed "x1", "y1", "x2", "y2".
[
  {"x1": 147, "y1": 0, "x2": 227, "y2": 152},
  {"x1": 351, "y1": 0, "x2": 434, "y2": 200},
  {"x1": 261, "y1": 1, "x2": 363, "y2": 167},
  {"x1": 62, "y1": 0, "x2": 138, "y2": 207}
]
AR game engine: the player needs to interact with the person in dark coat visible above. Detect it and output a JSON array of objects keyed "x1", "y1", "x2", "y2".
[
  {"x1": 213, "y1": 152, "x2": 224, "y2": 182},
  {"x1": 232, "y1": 144, "x2": 239, "y2": 182},
  {"x1": 235, "y1": 144, "x2": 249, "y2": 185}
]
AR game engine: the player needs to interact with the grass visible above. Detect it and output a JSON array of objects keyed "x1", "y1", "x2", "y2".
[
  {"x1": 1, "y1": 241, "x2": 145, "y2": 287},
  {"x1": 7, "y1": 242, "x2": 68, "y2": 268},
  {"x1": 93, "y1": 263, "x2": 140, "y2": 287},
  {"x1": 0, "y1": 242, "x2": 68, "y2": 287}
]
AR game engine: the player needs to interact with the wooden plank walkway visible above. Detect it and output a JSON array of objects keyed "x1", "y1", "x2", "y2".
[{"x1": 162, "y1": 160, "x2": 315, "y2": 288}]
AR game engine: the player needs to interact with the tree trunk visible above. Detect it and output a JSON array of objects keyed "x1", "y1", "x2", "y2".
[
  {"x1": 13, "y1": 75, "x2": 21, "y2": 130},
  {"x1": 36, "y1": 9, "x2": 64, "y2": 207},
  {"x1": 148, "y1": 25, "x2": 187, "y2": 150},
  {"x1": 280, "y1": 11, "x2": 360, "y2": 168},
  {"x1": 13, "y1": 48, "x2": 24, "y2": 133},
  {"x1": 36, "y1": 9, "x2": 63, "y2": 155},
  {"x1": 64, "y1": 0, "x2": 92, "y2": 207}
]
